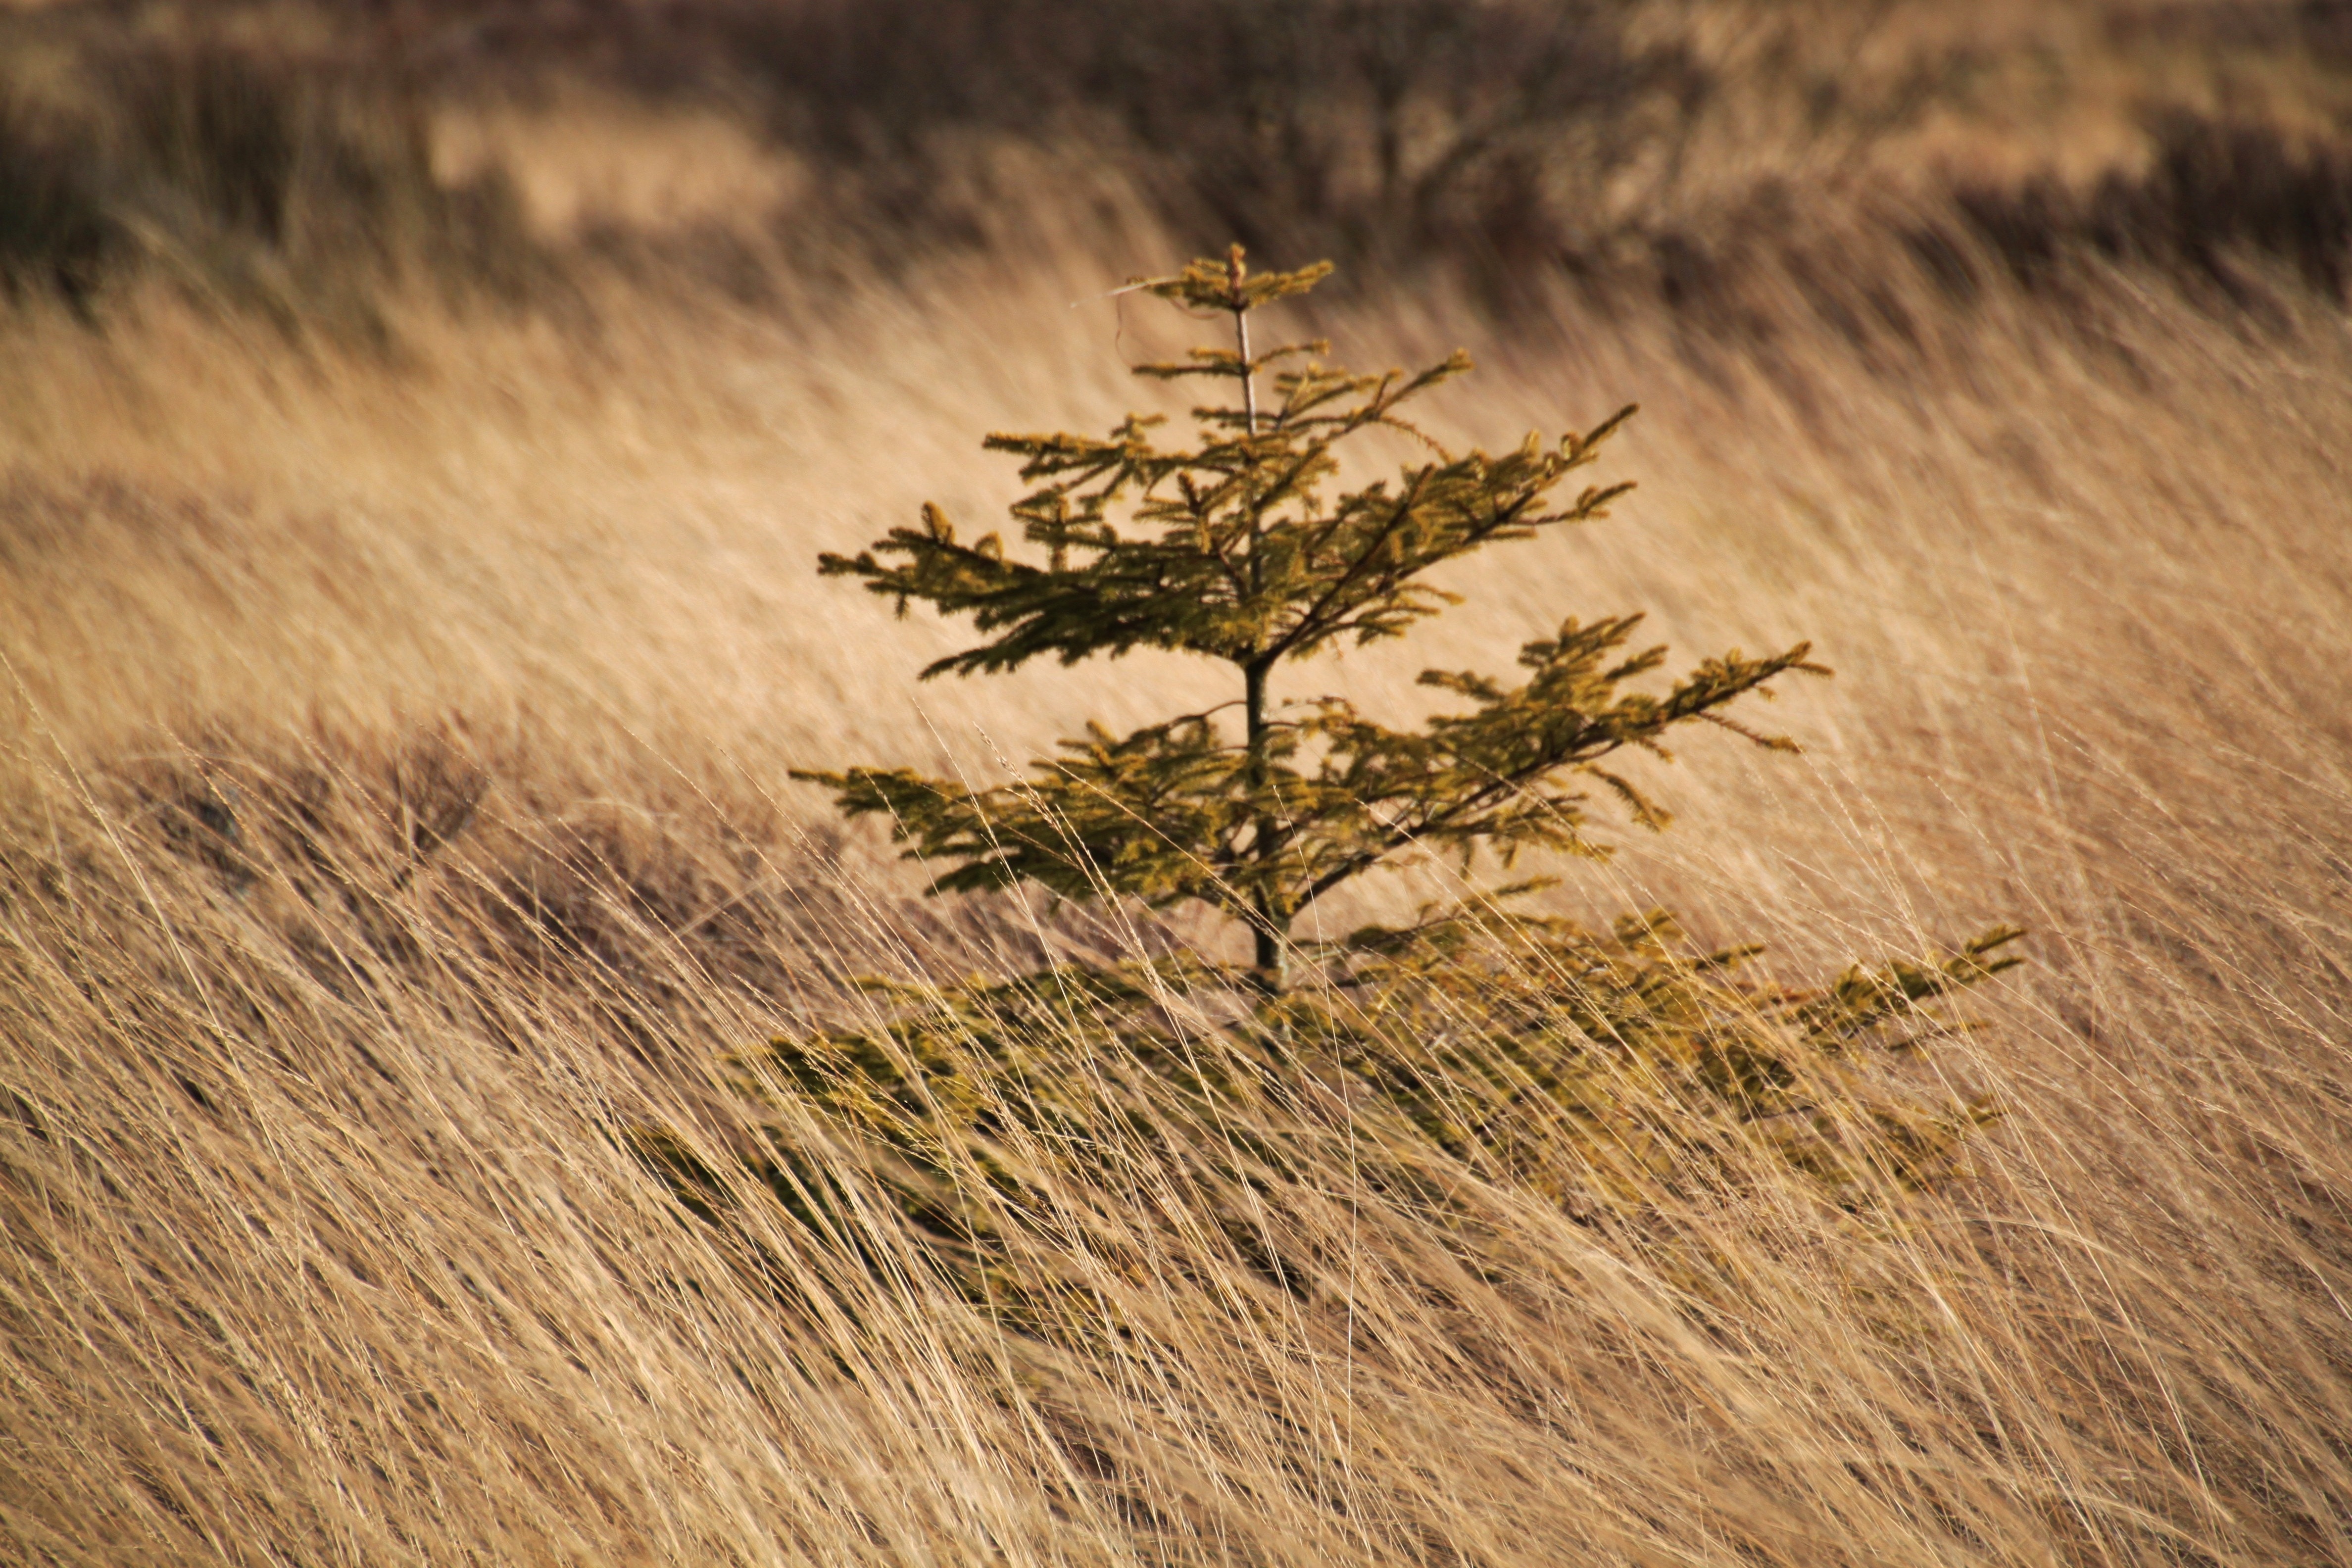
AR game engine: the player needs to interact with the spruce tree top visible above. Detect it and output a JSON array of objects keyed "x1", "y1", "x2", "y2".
[{"x1": 796, "y1": 247, "x2": 1823, "y2": 990}]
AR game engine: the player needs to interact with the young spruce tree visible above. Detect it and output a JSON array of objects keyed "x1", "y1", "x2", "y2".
[
  {"x1": 797, "y1": 248, "x2": 1823, "y2": 991},
  {"x1": 637, "y1": 251, "x2": 2023, "y2": 1299}
]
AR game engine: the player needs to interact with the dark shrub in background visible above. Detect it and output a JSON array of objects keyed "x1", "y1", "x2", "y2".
[
  {"x1": 711, "y1": 0, "x2": 1698, "y2": 272},
  {"x1": 341, "y1": 0, "x2": 1701, "y2": 286},
  {"x1": 0, "y1": 88, "x2": 112, "y2": 311},
  {"x1": 1934, "y1": 117, "x2": 2352, "y2": 316},
  {"x1": 0, "y1": 40, "x2": 536, "y2": 323}
]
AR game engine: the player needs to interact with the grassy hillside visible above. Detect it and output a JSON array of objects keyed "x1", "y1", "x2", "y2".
[{"x1": 3, "y1": 3, "x2": 2351, "y2": 1564}]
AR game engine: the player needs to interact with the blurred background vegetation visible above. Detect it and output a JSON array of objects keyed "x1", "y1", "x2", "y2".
[{"x1": 3, "y1": 0, "x2": 2350, "y2": 332}]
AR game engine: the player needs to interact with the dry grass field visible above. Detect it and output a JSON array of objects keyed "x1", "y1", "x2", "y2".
[{"x1": 4, "y1": 2, "x2": 2352, "y2": 1564}]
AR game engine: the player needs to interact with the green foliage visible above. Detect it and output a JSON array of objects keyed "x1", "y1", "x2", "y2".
[{"x1": 799, "y1": 247, "x2": 1824, "y2": 985}]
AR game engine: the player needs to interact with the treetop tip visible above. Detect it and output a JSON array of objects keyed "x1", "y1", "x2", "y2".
[{"x1": 1138, "y1": 247, "x2": 1335, "y2": 315}]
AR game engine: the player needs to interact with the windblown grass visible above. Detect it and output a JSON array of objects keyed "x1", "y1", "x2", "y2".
[{"x1": 3, "y1": 4, "x2": 2351, "y2": 1564}]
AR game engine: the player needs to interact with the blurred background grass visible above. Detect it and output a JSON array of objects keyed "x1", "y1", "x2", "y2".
[{"x1": 3, "y1": 3, "x2": 2351, "y2": 1565}]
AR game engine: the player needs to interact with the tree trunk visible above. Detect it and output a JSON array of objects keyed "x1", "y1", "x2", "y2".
[
  {"x1": 1231, "y1": 274, "x2": 1284, "y2": 991},
  {"x1": 1243, "y1": 656, "x2": 1286, "y2": 991}
]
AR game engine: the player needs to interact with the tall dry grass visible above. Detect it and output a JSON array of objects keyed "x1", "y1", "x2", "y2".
[{"x1": 4, "y1": 10, "x2": 2352, "y2": 1561}]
